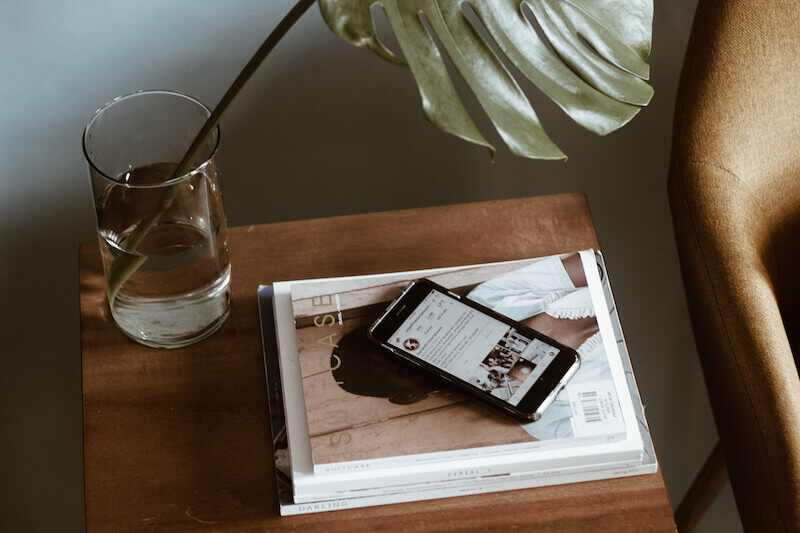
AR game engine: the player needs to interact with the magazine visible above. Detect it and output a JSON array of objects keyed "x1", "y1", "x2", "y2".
[
  {"x1": 257, "y1": 251, "x2": 659, "y2": 515},
  {"x1": 271, "y1": 250, "x2": 645, "y2": 501}
]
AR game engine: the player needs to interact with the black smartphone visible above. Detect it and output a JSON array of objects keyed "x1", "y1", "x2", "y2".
[{"x1": 368, "y1": 278, "x2": 580, "y2": 422}]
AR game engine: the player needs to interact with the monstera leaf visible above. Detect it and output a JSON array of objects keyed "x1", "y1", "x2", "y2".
[
  {"x1": 105, "y1": 0, "x2": 654, "y2": 319},
  {"x1": 320, "y1": 0, "x2": 653, "y2": 159}
]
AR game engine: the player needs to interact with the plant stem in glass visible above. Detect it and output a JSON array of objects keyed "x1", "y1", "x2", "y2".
[{"x1": 105, "y1": 0, "x2": 317, "y2": 302}]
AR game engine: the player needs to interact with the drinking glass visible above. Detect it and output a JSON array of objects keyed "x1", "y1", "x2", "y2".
[{"x1": 83, "y1": 90, "x2": 231, "y2": 348}]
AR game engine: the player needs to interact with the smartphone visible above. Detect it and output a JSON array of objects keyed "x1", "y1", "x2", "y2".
[{"x1": 368, "y1": 278, "x2": 580, "y2": 422}]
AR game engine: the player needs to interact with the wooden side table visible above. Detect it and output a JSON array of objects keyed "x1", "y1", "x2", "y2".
[{"x1": 79, "y1": 194, "x2": 676, "y2": 531}]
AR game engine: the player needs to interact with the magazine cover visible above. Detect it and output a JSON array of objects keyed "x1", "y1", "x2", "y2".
[
  {"x1": 257, "y1": 266, "x2": 658, "y2": 515},
  {"x1": 288, "y1": 251, "x2": 631, "y2": 472}
]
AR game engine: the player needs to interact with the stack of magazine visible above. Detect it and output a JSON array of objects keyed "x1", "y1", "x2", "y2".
[{"x1": 258, "y1": 250, "x2": 657, "y2": 515}]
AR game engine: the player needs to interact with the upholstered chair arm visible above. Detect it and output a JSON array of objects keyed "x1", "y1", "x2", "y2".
[{"x1": 669, "y1": 0, "x2": 800, "y2": 530}]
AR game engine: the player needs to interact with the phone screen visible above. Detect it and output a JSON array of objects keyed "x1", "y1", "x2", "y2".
[{"x1": 387, "y1": 289, "x2": 562, "y2": 406}]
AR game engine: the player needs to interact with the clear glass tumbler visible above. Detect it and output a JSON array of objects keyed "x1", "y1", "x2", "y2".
[{"x1": 83, "y1": 90, "x2": 231, "y2": 349}]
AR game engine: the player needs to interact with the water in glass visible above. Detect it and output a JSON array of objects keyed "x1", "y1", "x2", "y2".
[{"x1": 97, "y1": 162, "x2": 230, "y2": 348}]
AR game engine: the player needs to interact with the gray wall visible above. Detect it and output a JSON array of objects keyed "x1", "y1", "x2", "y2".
[{"x1": 0, "y1": 1, "x2": 741, "y2": 530}]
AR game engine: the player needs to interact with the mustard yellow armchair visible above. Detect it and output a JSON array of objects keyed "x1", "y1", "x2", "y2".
[{"x1": 669, "y1": 0, "x2": 800, "y2": 530}]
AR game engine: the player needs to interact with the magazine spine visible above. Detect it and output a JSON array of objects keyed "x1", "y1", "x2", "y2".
[
  {"x1": 295, "y1": 456, "x2": 641, "y2": 503},
  {"x1": 281, "y1": 460, "x2": 658, "y2": 516},
  {"x1": 310, "y1": 429, "x2": 628, "y2": 476},
  {"x1": 293, "y1": 442, "x2": 641, "y2": 500}
]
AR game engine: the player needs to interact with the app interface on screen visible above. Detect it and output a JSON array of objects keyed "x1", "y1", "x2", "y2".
[{"x1": 388, "y1": 290, "x2": 561, "y2": 406}]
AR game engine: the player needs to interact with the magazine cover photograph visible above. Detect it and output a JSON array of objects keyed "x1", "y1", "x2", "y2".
[{"x1": 289, "y1": 252, "x2": 623, "y2": 467}]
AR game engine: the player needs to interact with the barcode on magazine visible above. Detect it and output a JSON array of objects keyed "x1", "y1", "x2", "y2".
[
  {"x1": 567, "y1": 380, "x2": 626, "y2": 438},
  {"x1": 579, "y1": 391, "x2": 601, "y2": 423}
]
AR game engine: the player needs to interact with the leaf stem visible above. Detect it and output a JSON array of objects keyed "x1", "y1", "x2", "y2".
[
  {"x1": 173, "y1": 0, "x2": 318, "y2": 178},
  {"x1": 105, "y1": 0, "x2": 317, "y2": 304}
]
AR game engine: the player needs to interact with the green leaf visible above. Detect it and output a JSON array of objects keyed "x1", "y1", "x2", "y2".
[{"x1": 319, "y1": 0, "x2": 654, "y2": 159}]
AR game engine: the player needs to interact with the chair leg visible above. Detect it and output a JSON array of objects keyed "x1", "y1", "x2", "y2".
[{"x1": 674, "y1": 442, "x2": 729, "y2": 532}]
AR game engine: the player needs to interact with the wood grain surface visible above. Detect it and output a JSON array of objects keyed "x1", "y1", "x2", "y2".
[
  {"x1": 79, "y1": 194, "x2": 676, "y2": 531},
  {"x1": 291, "y1": 261, "x2": 554, "y2": 465}
]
